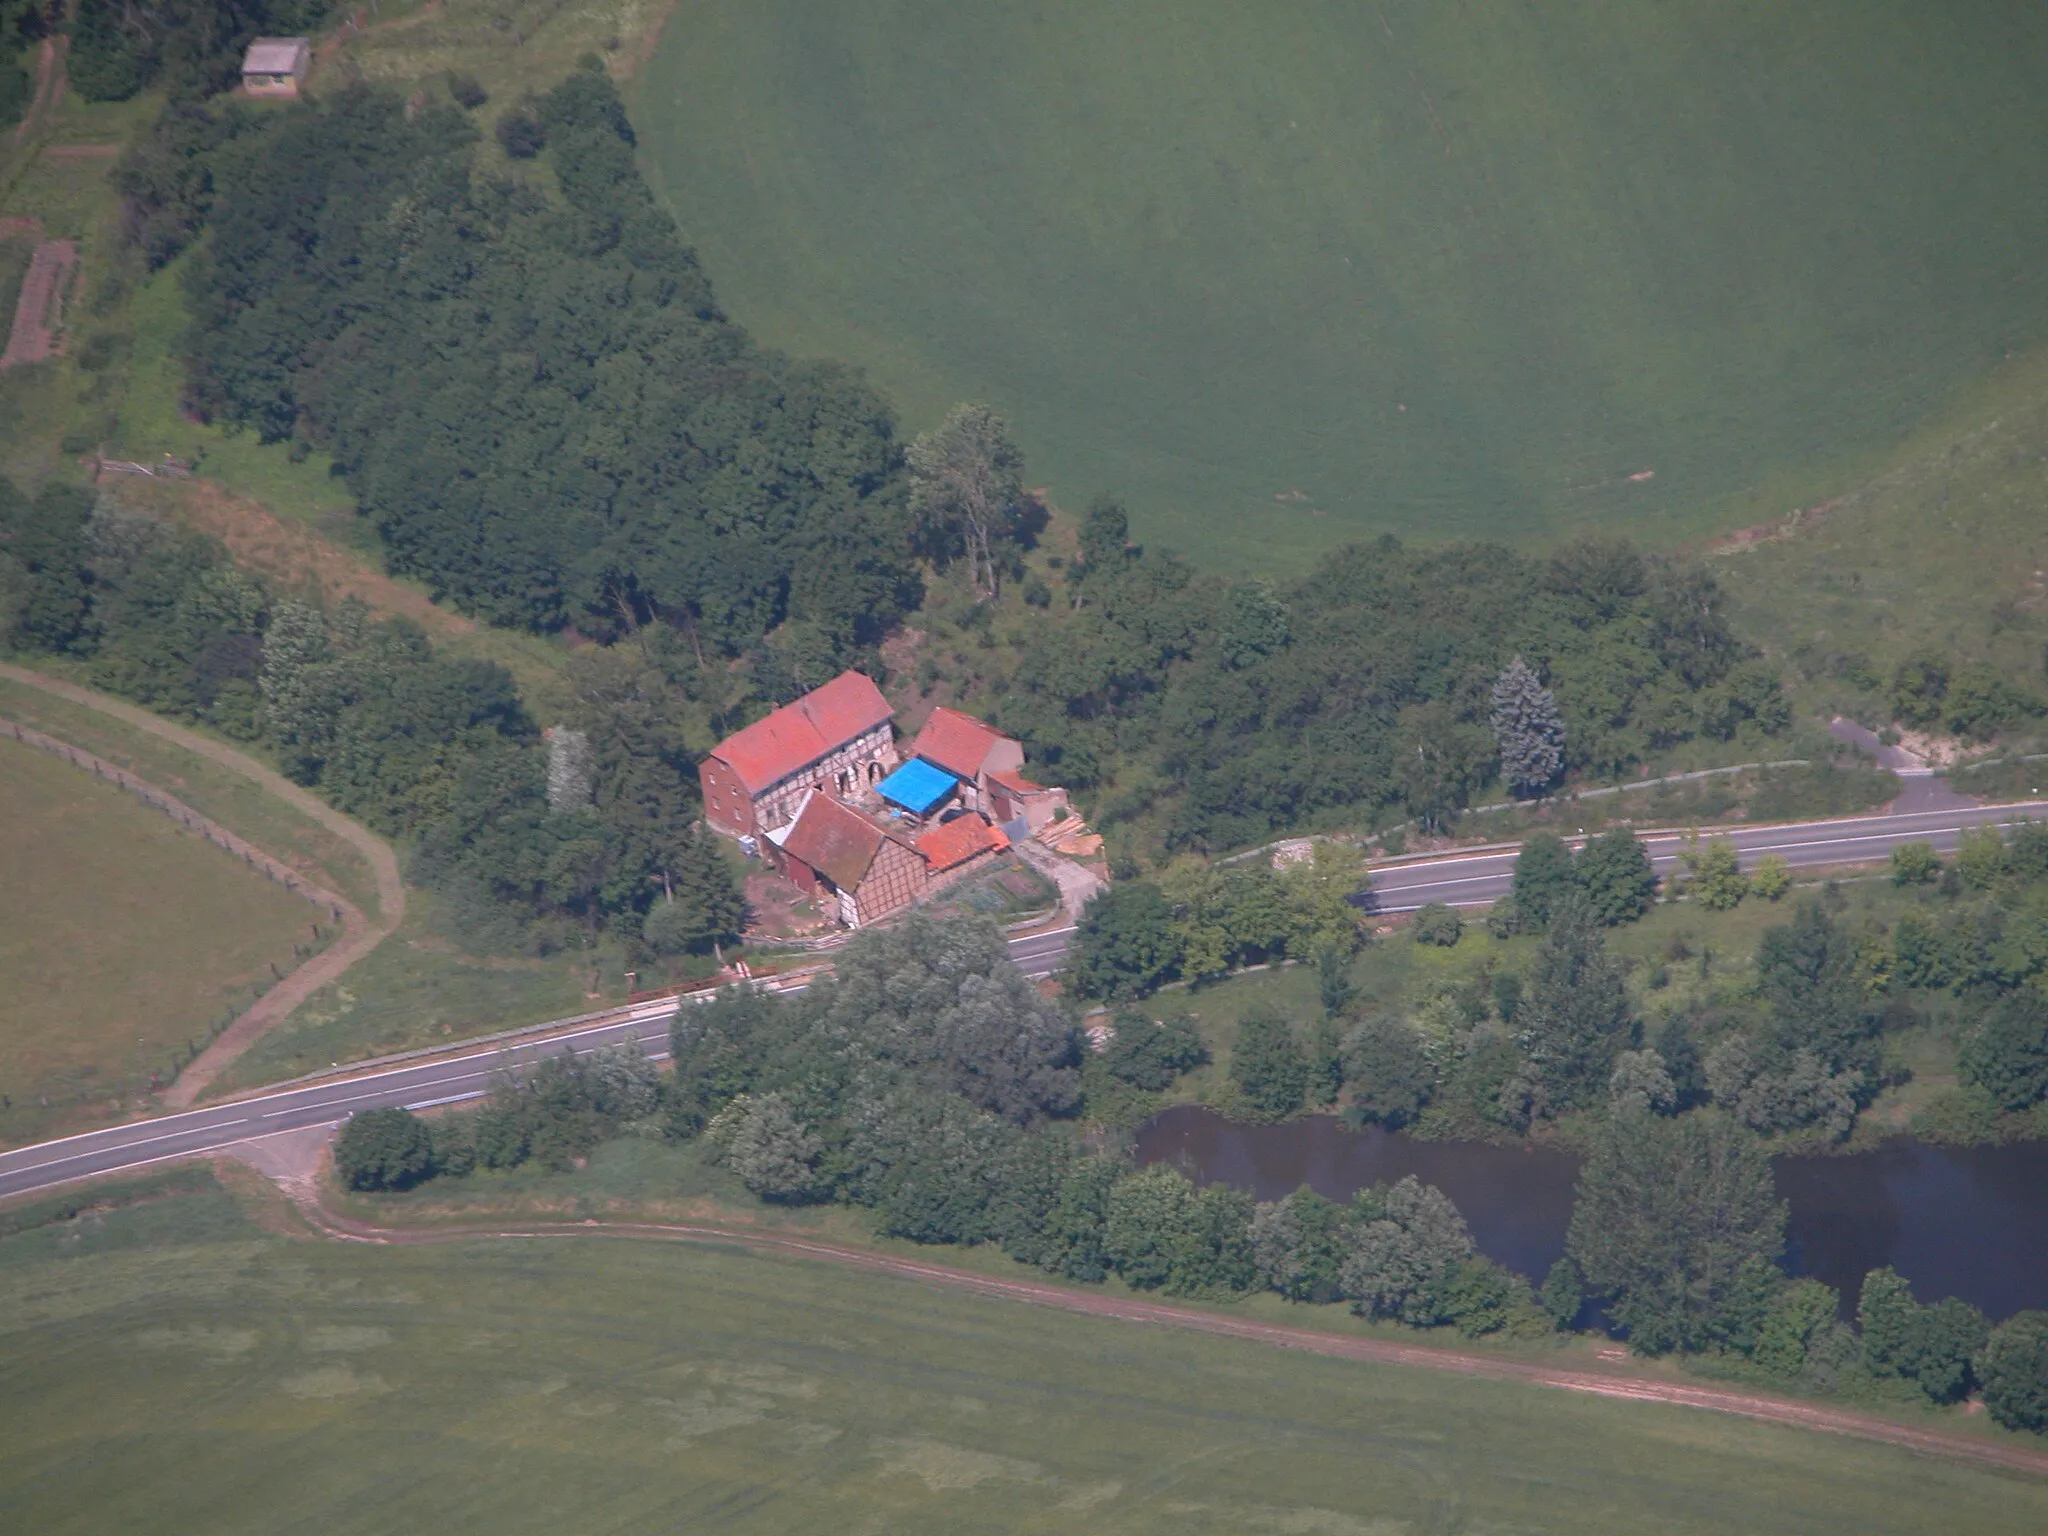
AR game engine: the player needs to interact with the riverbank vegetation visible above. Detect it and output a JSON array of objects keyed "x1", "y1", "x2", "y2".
[
  {"x1": 325, "y1": 908, "x2": 2048, "y2": 1435},
  {"x1": 1077, "y1": 819, "x2": 2048, "y2": 1152}
]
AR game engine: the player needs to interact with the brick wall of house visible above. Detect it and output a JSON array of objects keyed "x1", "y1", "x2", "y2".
[{"x1": 699, "y1": 757, "x2": 756, "y2": 837}]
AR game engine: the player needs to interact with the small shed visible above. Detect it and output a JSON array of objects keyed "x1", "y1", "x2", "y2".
[{"x1": 241, "y1": 38, "x2": 311, "y2": 99}]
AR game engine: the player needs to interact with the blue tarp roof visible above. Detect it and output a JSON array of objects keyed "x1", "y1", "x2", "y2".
[{"x1": 876, "y1": 757, "x2": 958, "y2": 814}]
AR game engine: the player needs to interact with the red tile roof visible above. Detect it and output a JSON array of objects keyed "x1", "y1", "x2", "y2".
[
  {"x1": 988, "y1": 768, "x2": 1047, "y2": 794},
  {"x1": 912, "y1": 706, "x2": 1012, "y2": 780},
  {"x1": 916, "y1": 814, "x2": 1011, "y2": 873},
  {"x1": 708, "y1": 671, "x2": 893, "y2": 794},
  {"x1": 779, "y1": 794, "x2": 887, "y2": 890}
]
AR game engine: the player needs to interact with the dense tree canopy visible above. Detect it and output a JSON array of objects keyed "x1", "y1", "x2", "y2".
[
  {"x1": 997, "y1": 528, "x2": 1784, "y2": 851},
  {"x1": 182, "y1": 67, "x2": 917, "y2": 654}
]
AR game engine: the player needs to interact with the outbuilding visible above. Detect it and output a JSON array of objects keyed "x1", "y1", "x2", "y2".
[
  {"x1": 241, "y1": 38, "x2": 312, "y2": 99},
  {"x1": 765, "y1": 790, "x2": 927, "y2": 928}
]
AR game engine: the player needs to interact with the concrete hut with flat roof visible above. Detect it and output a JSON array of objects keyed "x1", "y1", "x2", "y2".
[{"x1": 241, "y1": 38, "x2": 311, "y2": 98}]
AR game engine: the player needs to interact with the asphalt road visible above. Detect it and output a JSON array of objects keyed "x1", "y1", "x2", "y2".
[
  {"x1": 0, "y1": 925, "x2": 1079, "y2": 1203},
  {"x1": 9, "y1": 799, "x2": 2048, "y2": 1202},
  {"x1": 1364, "y1": 799, "x2": 2048, "y2": 914}
]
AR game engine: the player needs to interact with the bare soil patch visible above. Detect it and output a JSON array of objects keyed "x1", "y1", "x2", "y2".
[
  {"x1": 1, "y1": 239, "x2": 77, "y2": 368},
  {"x1": 119, "y1": 477, "x2": 474, "y2": 641}
]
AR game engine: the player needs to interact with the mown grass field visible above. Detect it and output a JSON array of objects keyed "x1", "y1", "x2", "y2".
[
  {"x1": 631, "y1": 0, "x2": 2048, "y2": 570},
  {"x1": 0, "y1": 735, "x2": 316, "y2": 1142},
  {"x1": 0, "y1": 674, "x2": 383, "y2": 915},
  {"x1": 3, "y1": 1173, "x2": 2044, "y2": 1535}
]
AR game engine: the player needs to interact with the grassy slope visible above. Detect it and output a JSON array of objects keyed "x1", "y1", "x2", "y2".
[
  {"x1": 3, "y1": 1179, "x2": 2043, "y2": 1534},
  {"x1": 631, "y1": 0, "x2": 2048, "y2": 571},
  {"x1": 1717, "y1": 347, "x2": 2048, "y2": 725},
  {"x1": 0, "y1": 735, "x2": 314, "y2": 1141},
  {"x1": 211, "y1": 893, "x2": 610, "y2": 1093}
]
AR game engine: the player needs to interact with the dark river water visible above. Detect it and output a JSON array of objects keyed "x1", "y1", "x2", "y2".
[{"x1": 1134, "y1": 1105, "x2": 2048, "y2": 1319}]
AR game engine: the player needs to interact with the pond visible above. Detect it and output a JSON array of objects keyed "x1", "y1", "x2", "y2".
[{"x1": 1134, "y1": 1105, "x2": 2048, "y2": 1319}]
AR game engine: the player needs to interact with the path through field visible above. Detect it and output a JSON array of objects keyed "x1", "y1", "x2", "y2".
[
  {"x1": 0, "y1": 665, "x2": 404, "y2": 1104},
  {"x1": 284, "y1": 1185, "x2": 2048, "y2": 1480},
  {"x1": 0, "y1": 238, "x2": 75, "y2": 367},
  {"x1": 5, "y1": 37, "x2": 62, "y2": 154}
]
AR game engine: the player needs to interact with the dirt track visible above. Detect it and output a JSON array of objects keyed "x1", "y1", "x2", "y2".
[
  {"x1": 0, "y1": 665, "x2": 405, "y2": 1104},
  {"x1": 0, "y1": 238, "x2": 75, "y2": 368},
  {"x1": 297, "y1": 1199, "x2": 2048, "y2": 1480}
]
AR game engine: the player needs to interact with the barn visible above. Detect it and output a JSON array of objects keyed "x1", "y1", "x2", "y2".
[
  {"x1": 699, "y1": 671, "x2": 896, "y2": 838},
  {"x1": 765, "y1": 790, "x2": 927, "y2": 928}
]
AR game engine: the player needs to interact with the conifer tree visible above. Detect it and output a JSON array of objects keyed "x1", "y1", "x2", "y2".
[{"x1": 1490, "y1": 655, "x2": 1565, "y2": 796}]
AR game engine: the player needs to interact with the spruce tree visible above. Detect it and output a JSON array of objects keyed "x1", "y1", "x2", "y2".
[{"x1": 1490, "y1": 656, "x2": 1565, "y2": 796}]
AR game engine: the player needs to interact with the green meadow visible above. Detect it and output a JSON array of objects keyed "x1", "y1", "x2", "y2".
[
  {"x1": 633, "y1": 0, "x2": 2048, "y2": 568},
  {"x1": 3, "y1": 1174, "x2": 2045, "y2": 1534}
]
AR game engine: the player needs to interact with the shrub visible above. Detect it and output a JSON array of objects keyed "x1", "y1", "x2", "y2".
[
  {"x1": 1411, "y1": 902, "x2": 1463, "y2": 946},
  {"x1": 1682, "y1": 835, "x2": 1748, "y2": 910},
  {"x1": 1102, "y1": 1011, "x2": 1209, "y2": 1091},
  {"x1": 1889, "y1": 841, "x2": 1940, "y2": 886},
  {"x1": 334, "y1": 1107, "x2": 435, "y2": 1191},
  {"x1": 1749, "y1": 854, "x2": 1792, "y2": 901},
  {"x1": 495, "y1": 107, "x2": 546, "y2": 158},
  {"x1": 447, "y1": 72, "x2": 488, "y2": 109}
]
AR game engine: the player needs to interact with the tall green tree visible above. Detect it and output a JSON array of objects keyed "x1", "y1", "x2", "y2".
[
  {"x1": 1516, "y1": 892, "x2": 1631, "y2": 1113},
  {"x1": 1231, "y1": 1014, "x2": 1309, "y2": 1121},
  {"x1": 1072, "y1": 882, "x2": 1181, "y2": 1000},
  {"x1": 906, "y1": 402, "x2": 1029, "y2": 598},
  {"x1": 1566, "y1": 1111, "x2": 1787, "y2": 1353},
  {"x1": 1577, "y1": 827, "x2": 1656, "y2": 925},
  {"x1": 1490, "y1": 654, "x2": 1564, "y2": 795},
  {"x1": 1756, "y1": 898, "x2": 1880, "y2": 1078},
  {"x1": 1339, "y1": 1176, "x2": 1476, "y2": 1326},
  {"x1": 1392, "y1": 700, "x2": 1493, "y2": 833},
  {"x1": 1511, "y1": 832, "x2": 1580, "y2": 929},
  {"x1": 1958, "y1": 989, "x2": 2048, "y2": 1111},
  {"x1": 642, "y1": 829, "x2": 744, "y2": 958},
  {"x1": 1980, "y1": 1312, "x2": 2048, "y2": 1433}
]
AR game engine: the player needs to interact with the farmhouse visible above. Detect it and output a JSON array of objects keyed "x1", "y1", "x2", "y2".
[
  {"x1": 703, "y1": 679, "x2": 1083, "y2": 929},
  {"x1": 240, "y1": 38, "x2": 311, "y2": 98},
  {"x1": 765, "y1": 790, "x2": 927, "y2": 928},
  {"x1": 699, "y1": 671, "x2": 896, "y2": 838}
]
